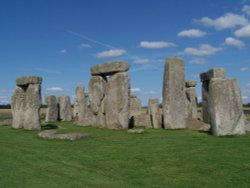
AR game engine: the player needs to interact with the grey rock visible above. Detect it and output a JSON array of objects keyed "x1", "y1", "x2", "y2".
[
  {"x1": 200, "y1": 68, "x2": 225, "y2": 82},
  {"x1": 38, "y1": 130, "x2": 90, "y2": 141},
  {"x1": 186, "y1": 118, "x2": 210, "y2": 131},
  {"x1": 16, "y1": 76, "x2": 42, "y2": 86},
  {"x1": 74, "y1": 85, "x2": 87, "y2": 123},
  {"x1": 133, "y1": 114, "x2": 152, "y2": 128},
  {"x1": 91, "y1": 61, "x2": 129, "y2": 76},
  {"x1": 208, "y1": 78, "x2": 245, "y2": 136},
  {"x1": 45, "y1": 95, "x2": 58, "y2": 122},
  {"x1": 88, "y1": 76, "x2": 106, "y2": 127},
  {"x1": 148, "y1": 99, "x2": 161, "y2": 128},
  {"x1": 11, "y1": 76, "x2": 42, "y2": 130},
  {"x1": 163, "y1": 57, "x2": 186, "y2": 129},
  {"x1": 130, "y1": 95, "x2": 141, "y2": 117},
  {"x1": 245, "y1": 120, "x2": 250, "y2": 132},
  {"x1": 127, "y1": 129, "x2": 144, "y2": 134},
  {"x1": 185, "y1": 80, "x2": 197, "y2": 87},
  {"x1": 185, "y1": 80, "x2": 198, "y2": 119},
  {"x1": 58, "y1": 96, "x2": 72, "y2": 121},
  {"x1": 105, "y1": 72, "x2": 130, "y2": 129}
]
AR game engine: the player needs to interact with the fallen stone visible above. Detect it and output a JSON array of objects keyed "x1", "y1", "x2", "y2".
[
  {"x1": 186, "y1": 118, "x2": 210, "y2": 131},
  {"x1": 38, "y1": 130, "x2": 90, "y2": 141},
  {"x1": 127, "y1": 129, "x2": 144, "y2": 134},
  {"x1": 91, "y1": 61, "x2": 129, "y2": 76}
]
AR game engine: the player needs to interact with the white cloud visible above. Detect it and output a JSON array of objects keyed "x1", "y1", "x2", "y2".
[
  {"x1": 95, "y1": 49, "x2": 126, "y2": 58},
  {"x1": 80, "y1": 43, "x2": 92, "y2": 48},
  {"x1": 177, "y1": 29, "x2": 206, "y2": 38},
  {"x1": 130, "y1": 88, "x2": 142, "y2": 92},
  {"x1": 184, "y1": 44, "x2": 222, "y2": 56},
  {"x1": 242, "y1": 5, "x2": 250, "y2": 15},
  {"x1": 242, "y1": 95, "x2": 249, "y2": 100},
  {"x1": 60, "y1": 49, "x2": 67, "y2": 54},
  {"x1": 46, "y1": 87, "x2": 63, "y2": 91},
  {"x1": 240, "y1": 67, "x2": 249, "y2": 71},
  {"x1": 138, "y1": 41, "x2": 176, "y2": 49},
  {"x1": 234, "y1": 24, "x2": 250, "y2": 38},
  {"x1": 189, "y1": 58, "x2": 207, "y2": 64},
  {"x1": 143, "y1": 91, "x2": 158, "y2": 95},
  {"x1": 224, "y1": 37, "x2": 245, "y2": 48},
  {"x1": 199, "y1": 13, "x2": 248, "y2": 30},
  {"x1": 133, "y1": 58, "x2": 150, "y2": 64}
]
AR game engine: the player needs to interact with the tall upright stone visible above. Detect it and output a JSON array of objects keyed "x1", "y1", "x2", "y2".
[
  {"x1": 45, "y1": 95, "x2": 58, "y2": 122},
  {"x1": 130, "y1": 94, "x2": 142, "y2": 117},
  {"x1": 11, "y1": 76, "x2": 42, "y2": 130},
  {"x1": 58, "y1": 96, "x2": 72, "y2": 121},
  {"x1": 200, "y1": 68, "x2": 245, "y2": 136},
  {"x1": 74, "y1": 85, "x2": 86, "y2": 121},
  {"x1": 185, "y1": 80, "x2": 198, "y2": 119},
  {"x1": 88, "y1": 76, "x2": 106, "y2": 127},
  {"x1": 148, "y1": 99, "x2": 161, "y2": 128},
  {"x1": 105, "y1": 72, "x2": 130, "y2": 129},
  {"x1": 200, "y1": 68, "x2": 226, "y2": 124},
  {"x1": 162, "y1": 57, "x2": 186, "y2": 129}
]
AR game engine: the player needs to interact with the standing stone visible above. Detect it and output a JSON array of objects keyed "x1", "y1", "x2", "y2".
[
  {"x1": 58, "y1": 96, "x2": 72, "y2": 121},
  {"x1": 200, "y1": 68, "x2": 245, "y2": 136},
  {"x1": 162, "y1": 57, "x2": 186, "y2": 129},
  {"x1": 185, "y1": 80, "x2": 198, "y2": 119},
  {"x1": 200, "y1": 68, "x2": 226, "y2": 124},
  {"x1": 45, "y1": 95, "x2": 58, "y2": 122},
  {"x1": 148, "y1": 99, "x2": 161, "y2": 128},
  {"x1": 130, "y1": 94, "x2": 142, "y2": 117},
  {"x1": 105, "y1": 72, "x2": 130, "y2": 129},
  {"x1": 11, "y1": 76, "x2": 42, "y2": 130},
  {"x1": 88, "y1": 76, "x2": 106, "y2": 127},
  {"x1": 74, "y1": 85, "x2": 86, "y2": 121}
]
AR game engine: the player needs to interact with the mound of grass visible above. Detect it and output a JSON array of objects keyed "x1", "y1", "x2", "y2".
[{"x1": 0, "y1": 121, "x2": 250, "y2": 188}]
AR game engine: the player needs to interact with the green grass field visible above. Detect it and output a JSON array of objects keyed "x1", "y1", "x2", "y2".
[{"x1": 1, "y1": 119, "x2": 250, "y2": 188}]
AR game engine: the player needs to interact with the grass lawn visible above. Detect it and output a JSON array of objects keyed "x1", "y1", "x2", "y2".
[{"x1": 0, "y1": 120, "x2": 250, "y2": 188}]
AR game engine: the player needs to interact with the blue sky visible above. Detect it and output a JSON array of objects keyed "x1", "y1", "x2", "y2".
[{"x1": 0, "y1": 0, "x2": 250, "y2": 105}]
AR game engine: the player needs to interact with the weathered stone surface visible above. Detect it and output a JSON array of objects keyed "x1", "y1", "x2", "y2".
[
  {"x1": 11, "y1": 76, "x2": 42, "y2": 130},
  {"x1": 16, "y1": 76, "x2": 42, "y2": 86},
  {"x1": 185, "y1": 80, "x2": 198, "y2": 119},
  {"x1": 148, "y1": 99, "x2": 161, "y2": 128},
  {"x1": 45, "y1": 95, "x2": 58, "y2": 122},
  {"x1": 74, "y1": 85, "x2": 86, "y2": 122},
  {"x1": 88, "y1": 76, "x2": 106, "y2": 127},
  {"x1": 130, "y1": 95, "x2": 141, "y2": 117},
  {"x1": 127, "y1": 129, "x2": 144, "y2": 134},
  {"x1": 133, "y1": 114, "x2": 152, "y2": 128},
  {"x1": 186, "y1": 118, "x2": 210, "y2": 131},
  {"x1": 38, "y1": 130, "x2": 90, "y2": 141},
  {"x1": 200, "y1": 68, "x2": 225, "y2": 82},
  {"x1": 185, "y1": 80, "x2": 197, "y2": 87},
  {"x1": 245, "y1": 121, "x2": 250, "y2": 132},
  {"x1": 163, "y1": 57, "x2": 186, "y2": 129},
  {"x1": 208, "y1": 78, "x2": 245, "y2": 136},
  {"x1": 201, "y1": 81, "x2": 210, "y2": 124},
  {"x1": 91, "y1": 61, "x2": 129, "y2": 76},
  {"x1": 105, "y1": 72, "x2": 130, "y2": 129},
  {"x1": 58, "y1": 96, "x2": 72, "y2": 121}
]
